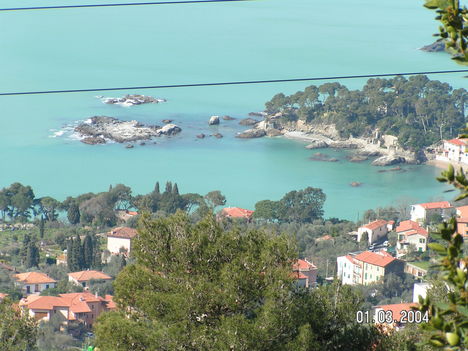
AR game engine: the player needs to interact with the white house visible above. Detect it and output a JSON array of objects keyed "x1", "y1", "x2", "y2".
[
  {"x1": 336, "y1": 255, "x2": 360, "y2": 285},
  {"x1": 410, "y1": 201, "x2": 453, "y2": 223},
  {"x1": 357, "y1": 220, "x2": 389, "y2": 244},
  {"x1": 396, "y1": 220, "x2": 429, "y2": 256},
  {"x1": 15, "y1": 272, "x2": 57, "y2": 295},
  {"x1": 68, "y1": 270, "x2": 112, "y2": 289},
  {"x1": 413, "y1": 282, "x2": 431, "y2": 303},
  {"x1": 106, "y1": 227, "x2": 138, "y2": 255},
  {"x1": 436, "y1": 138, "x2": 468, "y2": 165}
]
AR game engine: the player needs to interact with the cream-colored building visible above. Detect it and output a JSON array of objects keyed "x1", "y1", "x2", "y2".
[
  {"x1": 15, "y1": 272, "x2": 57, "y2": 295},
  {"x1": 396, "y1": 220, "x2": 428, "y2": 256},
  {"x1": 106, "y1": 227, "x2": 138, "y2": 255},
  {"x1": 337, "y1": 255, "x2": 360, "y2": 285},
  {"x1": 410, "y1": 201, "x2": 453, "y2": 224},
  {"x1": 357, "y1": 220, "x2": 389, "y2": 244},
  {"x1": 354, "y1": 251, "x2": 404, "y2": 285}
]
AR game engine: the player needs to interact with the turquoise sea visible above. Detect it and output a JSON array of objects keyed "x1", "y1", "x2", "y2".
[{"x1": 0, "y1": 0, "x2": 466, "y2": 220}]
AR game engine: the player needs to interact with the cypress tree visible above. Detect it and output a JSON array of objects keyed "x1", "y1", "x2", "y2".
[
  {"x1": 21, "y1": 234, "x2": 31, "y2": 264},
  {"x1": 173, "y1": 183, "x2": 179, "y2": 195},
  {"x1": 67, "y1": 202, "x2": 81, "y2": 225},
  {"x1": 154, "y1": 182, "x2": 160, "y2": 195},
  {"x1": 25, "y1": 238, "x2": 39, "y2": 268},
  {"x1": 67, "y1": 237, "x2": 74, "y2": 269},
  {"x1": 92, "y1": 236, "x2": 102, "y2": 270},
  {"x1": 82, "y1": 234, "x2": 94, "y2": 269},
  {"x1": 39, "y1": 216, "x2": 45, "y2": 238},
  {"x1": 72, "y1": 234, "x2": 83, "y2": 271},
  {"x1": 165, "y1": 181, "x2": 172, "y2": 194}
]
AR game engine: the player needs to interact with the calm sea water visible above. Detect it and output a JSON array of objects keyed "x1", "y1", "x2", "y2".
[{"x1": 0, "y1": 0, "x2": 464, "y2": 219}]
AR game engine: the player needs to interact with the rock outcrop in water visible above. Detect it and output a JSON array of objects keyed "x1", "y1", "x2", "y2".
[
  {"x1": 99, "y1": 94, "x2": 166, "y2": 106},
  {"x1": 208, "y1": 116, "x2": 220, "y2": 125},
  {"x1": 236, "y1": 129, "x2": 266, "y2": 138},
  {"x1": 75, "y1": 116, "x2": 181, "y2": 144},
  {"x1": 420, "y1": 40, "x2": 445, "y2": 52}
]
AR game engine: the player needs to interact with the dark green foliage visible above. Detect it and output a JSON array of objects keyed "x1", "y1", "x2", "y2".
[
  {"x1": 95, "y1": 212, "x2": 302, "y2": 350},
  {"x1": 67, "y1": 202, "x2": 80, "y2": 225},
  {"x1": 254, "y1": 187, "x2": 326, "y2": 223},
  {"x1": 39, "y1": 216, "x2": 45, "y2": 238},
  {"x1": 36, "y1": 197, "x2": 60, "y2": 222},
  {"x1": 0, "y1": 298, "x2": 38, "y2": 350},
  {"x1": 265, "y1": 76, "x2": 467, "y2": 150},
  {"x1": 165, "y1": 181, "x2": 172, "y2": 194},
  {"x1": 203, "y1": 190, "x2": 226, "y2": 209},
  {"x1": 25, "y1": 237, "x2": 40, "y2": 268},
  {"x1": 172, "y1": 183, "x2": 179, "y2": 195},
  {"x1": 154, "y1": 181, "x2": 160, "y2": 194},
  {"x1": 0, "y1": 183, "x2": 35, "y2": 221},
  {"x1": 424, "y1": 0, "x2": 468, "y2": 64},
  {"x1": 82, "y1": 234, "x2": 94, "y2": 269}
]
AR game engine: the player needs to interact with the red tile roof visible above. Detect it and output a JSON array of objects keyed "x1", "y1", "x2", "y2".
[
  {"x1": 107, "y1": 227, "x2": 137, "y2": 239},
  {"x1": 290, "y1": 271, "x2": 308, "y2": 280},
  {"x1": 104, "y1": 295, "x2": 116, "y2": 310},
  {"x1": 15, "y1": 272, "x2": 56, "y2": 285},
  {"x1": 416, "y1": 201, "x2": 451, "y2": 210},
  {"x1": 361, "y1": 220, "x2": 388, "y2": 231},
  {"x1": 292, "y1": 259, "x2": 317, "y2": 271},
  {"x1": 68, "y1": 270, "x2": 112, "y2": 282},
  {"x1": 355, "y1": 251, "x2": 396, "y2": 267},
  {"x1": 447, "y1": 138, "x2": 467, "y2": 146},
  {"x1": 396, "y1": 220, "x2": 428, "y2": 236},
  {"x1": 21, "y1": 296, "x2": 69, "y2": 310},
  {"x1": 375, "y1": 303, "x2": 418, "y2": 322},
  {"x1": 344, "y1": 255, "x2": 356, "y2": 264},
  {"x1": 0, "y1": 293, "x2": 8, "y2": 300},
  {"x1": 220, "y1": 207, "x2": 254, "y2": 219}
]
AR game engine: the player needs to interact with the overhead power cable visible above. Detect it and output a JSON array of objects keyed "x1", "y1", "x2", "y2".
[
  {"x1": 0, "y1": 0, "x2": 252, "y2": 12},
  {"x1": 0, "y1": 69, "x2": 466, "y2": 97}
]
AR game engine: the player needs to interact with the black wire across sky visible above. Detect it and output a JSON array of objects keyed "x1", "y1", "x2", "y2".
[
  {"x1": 0, "y1": 0, "x2": 252, "y2": 12},
  {"x1": 0, "y1": 70, "x2": 466, "y2": 97}
]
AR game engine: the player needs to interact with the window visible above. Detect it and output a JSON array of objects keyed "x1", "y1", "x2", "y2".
[
  {"x1": 46, "y1": 285, "x2": 49, "y2": 289},
  {"x1": 365, "y1": 273, "x2": 367, "y2": 280},
  {"x1": 91, "y1": 305, "x2": 94, "y2": 310},
  {"x1": 419, "y1": 238, "x2": 425, "y2": 244},
  {"x1": 26, "y1": 286, "x2": 30, "y2": 294},
  {"x1": 35, "y1": 284, "x2": 39, "y2": 292},
  {"x1": 82, "y1": 282, "x2": 86, "y2": 287}
]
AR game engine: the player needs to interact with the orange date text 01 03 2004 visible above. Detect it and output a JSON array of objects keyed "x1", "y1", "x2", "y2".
[{"x1": 356, "y1": 310, "x2": 429, "y2": 324}]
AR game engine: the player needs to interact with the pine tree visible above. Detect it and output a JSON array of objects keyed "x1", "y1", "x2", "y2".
[
  {"x1": 82, "y1": 234, "x2": 94, "y2": 269},
  {"x1": 154, "y1": 182, "x2": 160, "y2": 195},
  {"x1": 165, "y1": 181, "x2": 172, "y2": 194},
  {"x1": 25, "y1": 237, "x2": 39, "y2": 268},
  {"x1": 172, "y1": 183, "x2": 179, "y2": 195},
  {"x1": 39, "y1": 216, "x2": 45, "y2": 239}
]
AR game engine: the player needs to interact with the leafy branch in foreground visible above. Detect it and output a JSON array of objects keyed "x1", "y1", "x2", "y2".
[
  {"x1": 417, "y1": 168, "x2": 468, "y2": 349},
  {"x1": 424, "y1": 0, "x2": 468, "y2": 64}
]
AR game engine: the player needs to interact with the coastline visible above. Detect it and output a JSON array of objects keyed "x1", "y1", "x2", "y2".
[{"x1": 426, "y1": 159, "x2": 467, "y2": 171}]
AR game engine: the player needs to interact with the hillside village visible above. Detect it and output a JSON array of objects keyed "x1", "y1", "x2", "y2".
[{"x1": 1, "y1": 196, "x2": 465, "y2": 336}]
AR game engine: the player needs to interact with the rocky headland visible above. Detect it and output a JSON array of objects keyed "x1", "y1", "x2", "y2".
[
  {"x1": 99, "y1": 94, "x2": 166, "y2": 107},
  {"x1": 420, "y1": 40, "x2": 446, "y2": 52},
  {"x1": 75, "y1": 116, "x2": 181, "y2": 144},
  {"x1": 247, "y1": 113, "x2": 431, "y2": 166}
]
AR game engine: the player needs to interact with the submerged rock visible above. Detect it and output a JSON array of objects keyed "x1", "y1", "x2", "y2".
[
  {"x1": 125, "y1": 144, "x2": 134, "y2": 149},
  {"x1": 222, "y1": 115, "x2": 236, "y2": 120},
  {"x1": 196, "y1": 133, "x2": 206, "y2": 139},
  {"x1": 236, "y1": 129, "x2": 266, "y2": 138},
  {"x1": 347, "y1": 154, "x2": 368, "y2": 163},
  {"x1": 209, "y1": 116, "x2": 220, "y2": 125},
  {"x1": 248, "y1": 112, "x2": 267, "y2": 117},
  {"x1": 81, "y1": 136, "x2": 106, "y2": 145},
  {"x1": 212, "y1": 133, "x2": 223, "y2": 139},
  {"x1": 309, "y1": 153, "x2": 339, "y2": 162},
  {"x1": 350, "y1": 182, "x2": 362, "y2": 187},
  {"x1": 162, "y1": 119, "x2": 173, "y2": 124}
]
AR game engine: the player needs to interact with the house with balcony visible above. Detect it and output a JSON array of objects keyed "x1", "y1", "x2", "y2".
[
  {"x1": 19, "y1": 292, "x2": 116, "y2": 326},
  {"x1": 337, "y1": 255, "x2": 361, "y2": 285},
  {"x1": 436, "y1": 138, "x2": 468, "y2": 165},
  {"x1": 396, "y1": 220, "x2": 429, "y2": 256}
]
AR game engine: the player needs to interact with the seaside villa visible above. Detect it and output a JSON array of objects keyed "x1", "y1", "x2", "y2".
[
  {"x1": 15, "y1": 272, "x2": 57, "y2": 295},
  {"x1": 436, "y1": 138, "x2": 468, "y2": 165},
  {"x1": 410, "y1": 201, "x2": 453, "y2": 224}
]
